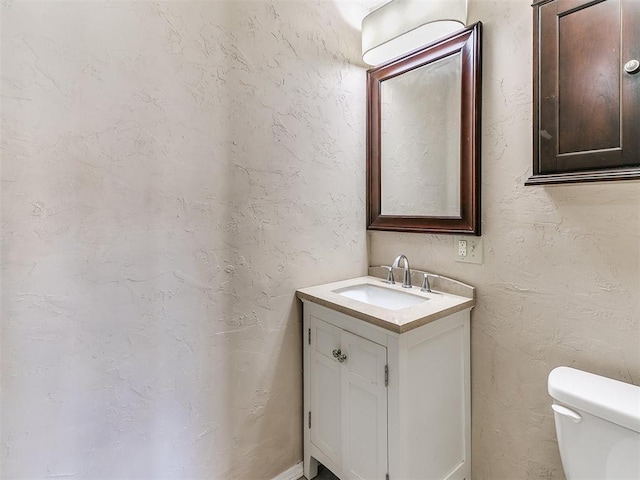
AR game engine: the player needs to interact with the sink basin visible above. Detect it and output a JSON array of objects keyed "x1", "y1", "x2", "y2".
[{"x1": 333, "y1": 283, "x2": 428, "y2": 310}]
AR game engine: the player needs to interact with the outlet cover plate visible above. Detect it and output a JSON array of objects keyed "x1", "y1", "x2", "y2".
[{"x1": 454, "y1": 235, "x2": 483, "y2": 264}]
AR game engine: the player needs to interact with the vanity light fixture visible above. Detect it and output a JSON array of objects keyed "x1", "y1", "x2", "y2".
[{"x1": 361, "y1": 0, "x2": 467, "y2": 66}]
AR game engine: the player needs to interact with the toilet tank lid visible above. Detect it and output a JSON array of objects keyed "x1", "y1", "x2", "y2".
[{"x1": 548, "y1": 366, "x2": 640, "y2": 434}]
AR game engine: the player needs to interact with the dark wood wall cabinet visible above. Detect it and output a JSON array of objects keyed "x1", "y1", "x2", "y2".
[{"x1": 527, "y1": 0, "x2": 640, "y2": 185}]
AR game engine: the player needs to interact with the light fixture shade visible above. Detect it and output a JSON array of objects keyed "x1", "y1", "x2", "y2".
[{"x1": 362, "y1": 0, "x2": 467, "y2": 66}]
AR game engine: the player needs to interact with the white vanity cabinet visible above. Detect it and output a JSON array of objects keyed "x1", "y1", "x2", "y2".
[{"x1": 302, "y1": 300, "x2": 471, "y2": 480}]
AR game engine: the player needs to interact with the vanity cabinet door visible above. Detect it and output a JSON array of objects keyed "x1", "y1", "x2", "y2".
[
  {"x1": 307, "y1": 314, "x2": 388, "y2": 480},
  {"x1": 340, "y1": 330, "x2": 388, "y2": 480},
  {"x1": 309, "y1": 317, "x2": 343, "y2": 467},
  {"x1": 529, "y1": 0, "x2": 640, "y2": 184}
]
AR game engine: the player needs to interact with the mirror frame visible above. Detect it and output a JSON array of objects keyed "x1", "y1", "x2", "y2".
[{"x1": 366, "y1": 22, "x2": 482, "y2": 235}]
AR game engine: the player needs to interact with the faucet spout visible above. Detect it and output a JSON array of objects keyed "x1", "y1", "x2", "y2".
[{"x1": 391, "y1": 254, "x2": 412, "y2": 288}]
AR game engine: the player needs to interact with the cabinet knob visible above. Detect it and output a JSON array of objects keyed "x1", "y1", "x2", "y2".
[
  {"x1": 624, "y1": 59, "x2": 640, "y2": 74},
  {"x1": 332, "y1": 349, "x2": 347, "y2": 363}
]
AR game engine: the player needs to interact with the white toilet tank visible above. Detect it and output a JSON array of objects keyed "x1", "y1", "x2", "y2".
[{"x1": 548, "y1": 366, "x2": 640, "y2": 480}]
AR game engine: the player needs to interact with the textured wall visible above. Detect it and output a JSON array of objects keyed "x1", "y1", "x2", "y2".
[
  {"x1": 370, "y1": 1, "x2": 640, "y2": 478},
  {"x1": 3, "y1": 1, "x2": 639, "y2": 479},
  {"x1": 0, "y1": 1, "x2": 367, "y2": 478}
]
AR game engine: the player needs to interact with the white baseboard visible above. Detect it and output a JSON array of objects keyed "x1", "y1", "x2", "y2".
[{"x1": 271, "y1": 462, "x2": 304, "y2": 480}]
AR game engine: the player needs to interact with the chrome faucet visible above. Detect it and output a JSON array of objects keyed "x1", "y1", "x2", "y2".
[{"x1": 391, "y1": 254, "x2": 412, "y2": 288}]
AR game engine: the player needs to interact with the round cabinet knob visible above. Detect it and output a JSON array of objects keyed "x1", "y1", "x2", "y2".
[
  {"x1": 332, "y1": 349, "x2": 347, "y2": 363},
  {"x1": 624, "y1": 59, "x2": 640, "y2": 74}
]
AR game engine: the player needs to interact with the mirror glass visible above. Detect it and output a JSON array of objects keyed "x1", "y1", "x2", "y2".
[
  {"x1": 380, "y1": 53, "x2": 462, "y2": 216},
  {"x1": 366, "y1": 22, "x2": 481, "y2": 235}
]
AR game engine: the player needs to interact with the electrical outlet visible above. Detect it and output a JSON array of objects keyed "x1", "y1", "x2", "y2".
[
  {"x1": 454, "y1": 235, "x2": 483, "y2": 264},
  {"x1": 458, "y1": 240, "x2": 467, "y2": 257}
]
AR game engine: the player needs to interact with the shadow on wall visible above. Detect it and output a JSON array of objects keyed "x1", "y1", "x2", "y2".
[{"x1": 214, "y1": 1, "x2": 367, "y2": 477}]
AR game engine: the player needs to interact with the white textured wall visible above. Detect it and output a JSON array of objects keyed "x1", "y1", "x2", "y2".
[
  {"x1": 370, "y1": 1, "x2": 640, "y2": 478},
  {"x1": 0, "y1": 1, "x2": 367, "y2": 478}
]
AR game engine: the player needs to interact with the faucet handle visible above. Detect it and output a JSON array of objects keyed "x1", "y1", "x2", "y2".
[
  {"x1": 421, "y1": 273, "x2": 440, "y2": 293},
  {"x1": 420, "y1": 273, "x2": 431, "y2": 293},
  {"x1": 382, "y1": 265, "x2": 395, "y2": 285}
]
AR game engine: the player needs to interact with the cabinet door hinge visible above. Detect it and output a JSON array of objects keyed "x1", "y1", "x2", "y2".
[
  {"x1": 308, "y1": 411, "x2": 311, "y2": 429},
  {"x1": 384, "y1": 365, "x2": 388, "y2": 387},
  {"x1": 308, "y1": 328, "x2": 311, "y2": 345}
]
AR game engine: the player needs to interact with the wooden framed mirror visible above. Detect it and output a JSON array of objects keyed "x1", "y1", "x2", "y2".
[{"x1": 366, "y1": 23, "x2": 482, "y2": 234}]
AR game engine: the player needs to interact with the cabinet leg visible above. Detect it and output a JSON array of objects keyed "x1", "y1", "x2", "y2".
[{"x1": 303, "y1": 455, "x2": 319, "y2": 480}]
